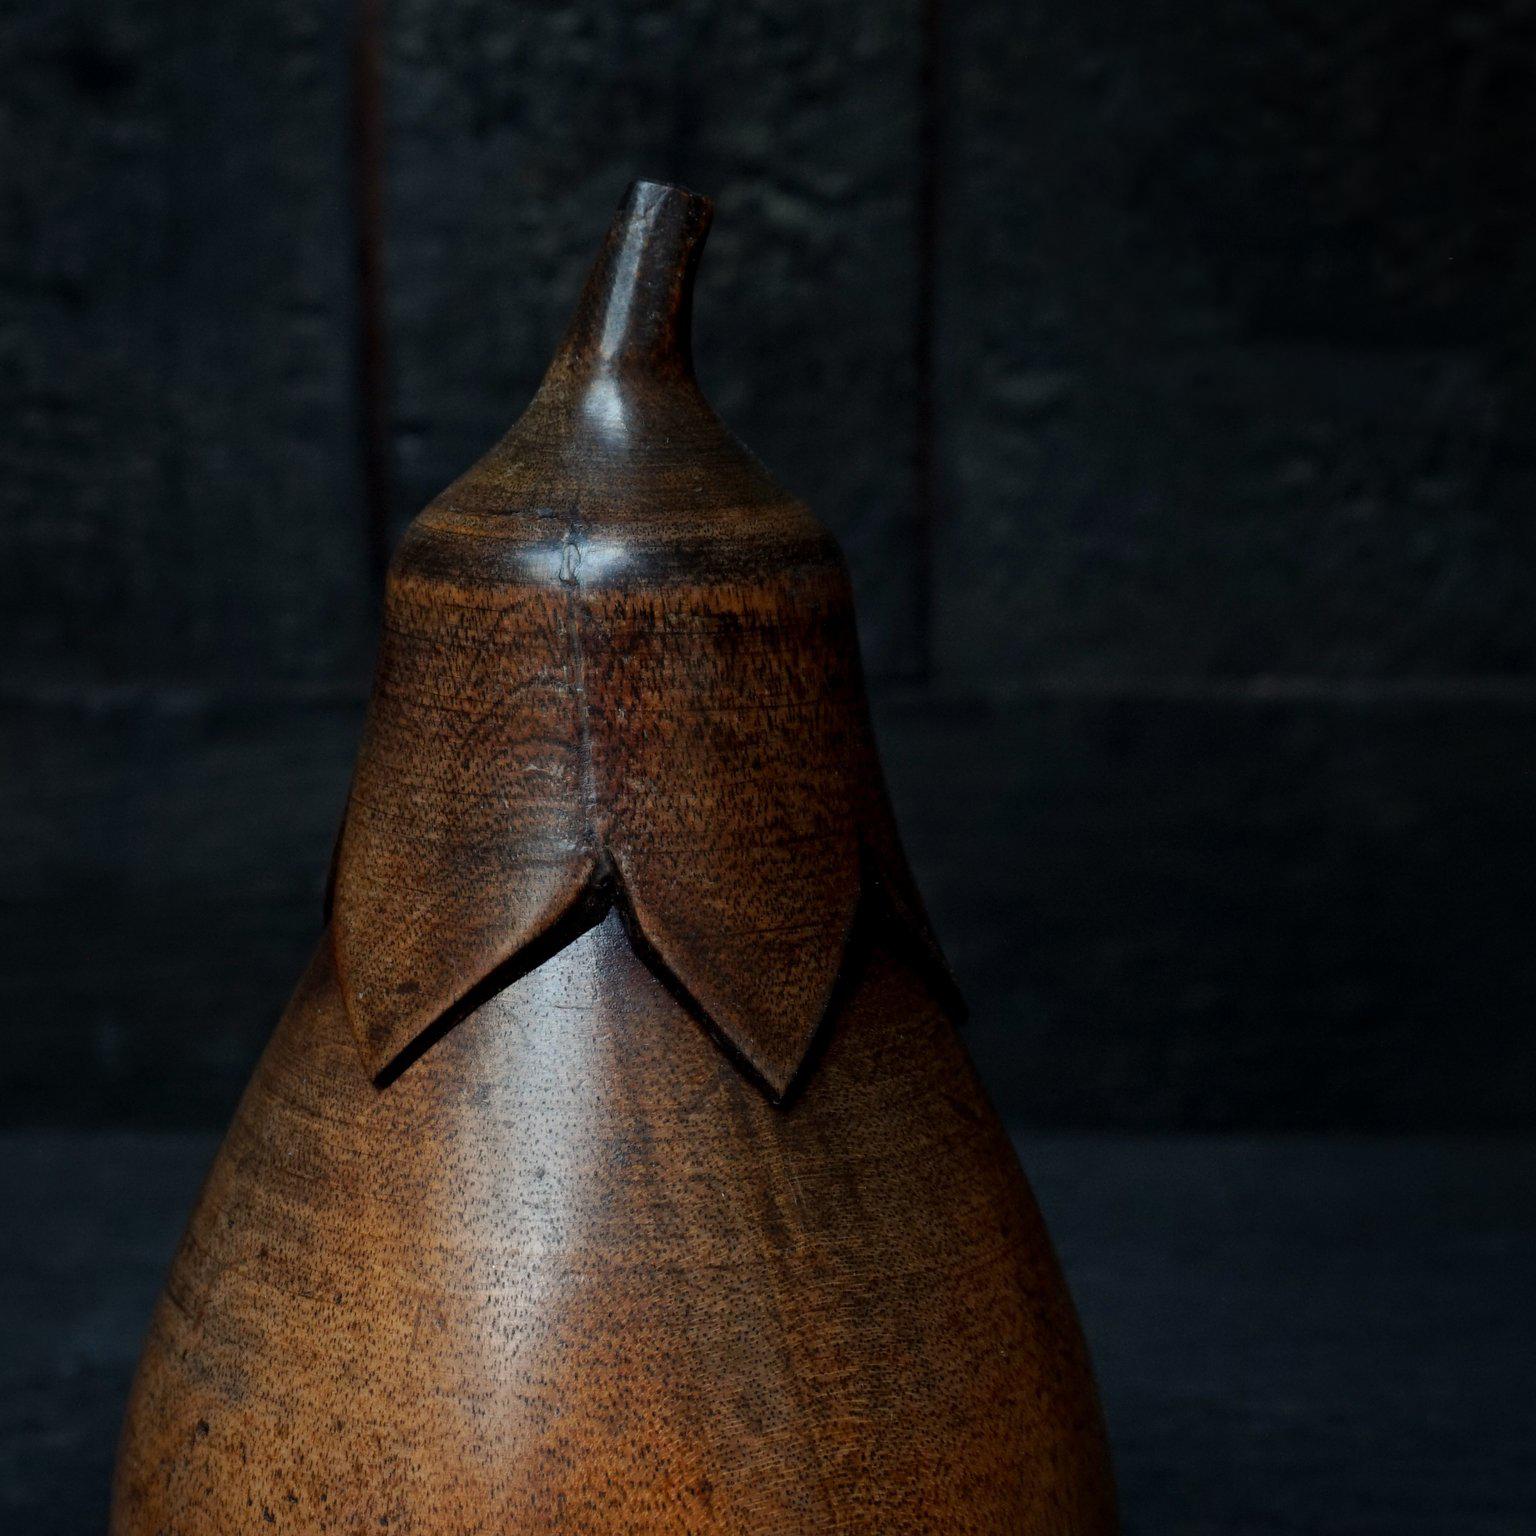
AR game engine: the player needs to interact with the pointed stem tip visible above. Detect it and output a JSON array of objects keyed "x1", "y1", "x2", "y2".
[{"x1": 557, "y1": 179, "x2": 714, "y2": 380}]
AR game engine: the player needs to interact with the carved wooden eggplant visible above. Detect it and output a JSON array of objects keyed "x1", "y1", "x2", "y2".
[{"x1": 112, "y1": 181, "x2": 1117, "y2": 1533}]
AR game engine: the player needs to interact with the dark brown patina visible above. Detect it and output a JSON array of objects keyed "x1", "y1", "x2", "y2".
[{"x1": 112, "y1": 181, "x2": 1116, "y2": 1534}]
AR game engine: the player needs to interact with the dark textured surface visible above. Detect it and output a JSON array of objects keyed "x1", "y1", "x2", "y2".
[
  {"x1": 5, "y1": 1132, "x2": 1533, "y2": 1533},
  {"x1": 880, "y1": 686, "x2": 1536, "y2": 1130},
  {"x1": 0, "y1": 0, "x2": 374, "y2": 693},
  {"x1": 0, "y1": 692, "x2": 359, "y2": 1125},
  {"x1": 935, "y1": 0, "x2": 1536, "y2": 681},
  {"x1": 3, "y1": 0, "x2": 1534, "y2": 1131}
]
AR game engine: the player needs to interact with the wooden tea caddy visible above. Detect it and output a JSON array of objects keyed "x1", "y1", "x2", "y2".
[{"x1": 112, "y1": 180, "x2": 1117, "y2": 1534}]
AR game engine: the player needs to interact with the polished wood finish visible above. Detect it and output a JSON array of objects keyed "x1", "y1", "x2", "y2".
[{"x1": 112, "y1": 180, "x2": 1116, "y2": 1533}]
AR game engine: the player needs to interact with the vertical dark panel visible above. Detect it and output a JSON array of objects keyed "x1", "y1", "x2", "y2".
[
  {"x1": 913, "y1": 0, "x2": 1536, "y2": 1126},
  {"x1": 0, "y1": 0, "x2": 373, "y2": 691},
  {"x1": 350, "y1": 0, "x2": 396, "y2": 587},
  {"x1": 933, "y1": 0, "x2": 1536, "y2": 682},
  {"x1": 910, "y1": 0, "x2": 942, "y2": 679},
  {"x1": 0, "y1": 0, "x2": 370, "y2": 1124},
  {"x1": 382, "y1": 0, "x2": 926, "y2": 676}
]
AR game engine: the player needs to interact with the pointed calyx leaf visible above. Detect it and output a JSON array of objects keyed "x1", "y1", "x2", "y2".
[
  {"x1": 330, "y1": 545, "x2": 599, "y2": 1081},
  {"x1": 589, "y1": 565, "x2": 865, "y2": 1101}
]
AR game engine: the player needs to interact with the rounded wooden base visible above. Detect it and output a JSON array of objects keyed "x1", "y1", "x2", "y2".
[{"x1": 112, "y1": 913, "x2": 1115, "y2": 1533}]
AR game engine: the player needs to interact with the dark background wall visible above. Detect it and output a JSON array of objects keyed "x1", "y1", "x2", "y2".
[{"x1": 3, "y1": 0, "x2": 1533, "y2": 1129}]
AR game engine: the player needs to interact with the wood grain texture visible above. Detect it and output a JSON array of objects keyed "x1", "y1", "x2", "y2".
[
  {"x1": 934, "y1": 0, "x2": 1536, "y2": 683},
  {"x1": 878, "y1": 683, "x2": 1536, "y2": 1130},
  {"x1": 0, "y1": 0, "x2": 372, "y2": 693},
  {"x1": 112, "y1": 183, "x2": 1115, "y2": 1528},
  {"x1": 18, "y1": 1131, "x2": 1536, "y2": 1534},
  {"x1": 333, "y1": 182, "x2": 946, "y2": 1094},
  {"x1": 8, "y1": 685, "x2": 1534, "y2": 1131},
  {"x1": 114, "y1": 915, "x2": 1114, "y2": 1533}
]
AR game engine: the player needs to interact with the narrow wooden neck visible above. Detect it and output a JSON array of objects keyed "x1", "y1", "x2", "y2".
[{"x1": 549, "y1": 180, "x2": 713, "y2": 382}]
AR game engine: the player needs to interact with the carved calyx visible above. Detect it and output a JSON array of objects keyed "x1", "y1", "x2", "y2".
[{"x1": 329, "y1": 181, "x2": 956, "y2": 1101}]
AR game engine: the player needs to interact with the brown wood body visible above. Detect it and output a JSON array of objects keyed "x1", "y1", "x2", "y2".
[
  {"x1": 113, "y1": 914, "x2": 1113, "y2": 1533},
  {"x1": 112, "y1": 181, "x2": 1116, "y2": 1530}
]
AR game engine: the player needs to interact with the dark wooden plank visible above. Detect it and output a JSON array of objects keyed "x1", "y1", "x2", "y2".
[
  {"x1": 934, "y1": 0, "x2": 1536, "y2": 680},
  {"x1": 0, "y1": 691, "x2": 361, "y2": 1124},
  {"x1": 0, "y1": 1132, "x2": 220, "y2": 1536},
  {"x1": 0, "y1": 0, "x2": 373, "y2": 692},
  {"x1": 382, "y1": 0, "x2": 926, "y2": 676},
  {"x1": 1031, "y1": 1136, "x2": 1536, "y2": 1536},
  {"x1": 873, "y1": 684, "x2": 1536, "y2": 1128}
]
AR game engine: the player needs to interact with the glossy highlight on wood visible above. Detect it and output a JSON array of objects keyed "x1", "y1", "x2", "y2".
[{"x1": 111, "y1": 180, "x2": 1117, "y2": 1533}]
